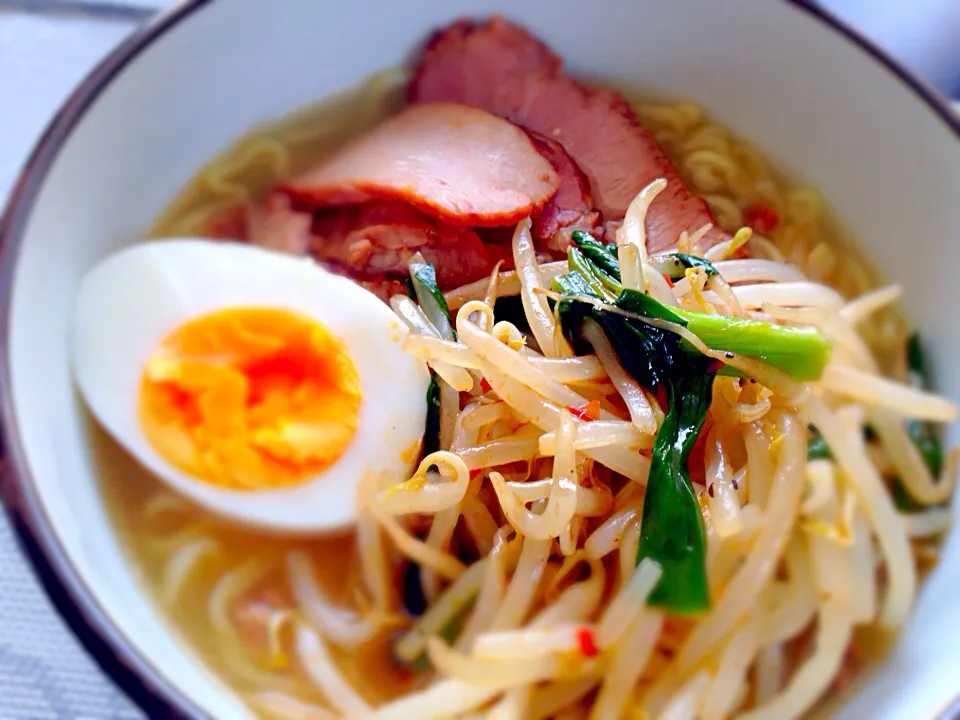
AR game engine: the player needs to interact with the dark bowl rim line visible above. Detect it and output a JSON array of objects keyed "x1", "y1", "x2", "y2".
[
  {"x1": 0, "y1": 3, "x2": 215, "y2": 719},
  {"x1": 1, "y1": 1, "x2": 959, "y2": 719}
]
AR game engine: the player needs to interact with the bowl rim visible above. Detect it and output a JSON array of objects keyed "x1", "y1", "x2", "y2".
[
  {"x1": 0, "y1": 4, "x2": 216, "y2": 718},
  {"x1": 1, "y1": 1, "x2": 958, "y2": 718}
]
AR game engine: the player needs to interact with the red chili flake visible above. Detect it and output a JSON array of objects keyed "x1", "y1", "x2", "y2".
[
  {"x1": 707, "y1": 359, "x2": 724, "y2": 374},
  {"x1": 707, "y1": 483, "x2": 716, "y2": 498},
  {"x1": 576, "y1": 627, "x2": 599, "y2": 658},
  {"x1": 567, "y1": 399, "x2": 601, "y2": 421},
  {"x1": 566, "y1": 405, "x2": 589, "y2": 421},
  {"x1": 744, "y1": 205, "x2": 780, "y2": 235},
  {"x1": 469, "y1": 469, "x2": 483, "y2": 480},
  {"x1": 663, "y1": 274, "x2": 675, "y2": 288},
  {"x1": 480, "y1": 377, "x2": 492, "y2": 394}
]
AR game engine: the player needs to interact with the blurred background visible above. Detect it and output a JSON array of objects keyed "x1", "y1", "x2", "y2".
[
  {"x1": 825, "y1": 0, "x2": 960, "y2": 95},
  {"x1": 0, "y1": 0, "x2": 958, "y2": 718}
]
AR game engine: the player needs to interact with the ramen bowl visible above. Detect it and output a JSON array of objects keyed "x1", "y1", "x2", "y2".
[{"x1": 1, "y1": 0, "x2": 959, "y2": 718}]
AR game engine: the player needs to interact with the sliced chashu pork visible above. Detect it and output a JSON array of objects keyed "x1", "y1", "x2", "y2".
[
  {"x1": 529, "y1": 133, "x2": 599, "y2": 251},
  {"x1": 280, "y1": 101, "x2": 560, "y2": 228},
  {"x1": 409, "y1": 17, "x2": 730, "y2": 253},
  {"x1": 308, "y1": 200, "x2": 492, "y2": 290},
  {"x1": 206, "y1": 196, "x2": 493, "y2": 299}
]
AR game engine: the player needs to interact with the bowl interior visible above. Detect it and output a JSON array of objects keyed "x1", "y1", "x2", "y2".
[{"x1": 4, "y1": 0, "x2": 960, "y2": 717}]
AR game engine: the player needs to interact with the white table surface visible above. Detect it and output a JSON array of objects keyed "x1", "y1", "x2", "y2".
[
  {"x1": 1, "y1": 8, "x2": 158, "y2": 719},
  {"x1": 0, "y1": 3, "x2": 957, "y2": 719}
]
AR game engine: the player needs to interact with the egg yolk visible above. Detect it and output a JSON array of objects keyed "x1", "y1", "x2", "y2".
[{"x1": 138, "y1": 308, "x2": 361, "y2": 490}]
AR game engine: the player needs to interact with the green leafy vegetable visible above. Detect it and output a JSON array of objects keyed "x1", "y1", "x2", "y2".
[
  {"x1": 571, "y1": 230, "x2": 719, "y2": 281},
  {"x1": 804, "y1": 333, "x2": 944, "y2": 514},
  {"x1": 892, "y1": 480, "x2": 925, "y2": 513},
  {"x1": 906, "y1": 333, "x2": 943, "y2": 477},
  {"x1": 493, "y1": 295, "x2": 531, "y2": 335},
  {"x1": 408, "y1": 258, "x2": 456, "y2": 459},
  {"x1": 648, "y1": 252, "x2": 719, "y2": 280},
  {"x1": 807, "y1": 427, "x2": 935, "y2": 514},
  {"x1": 912, "y1": 434, "x2": 943, "y2": 480},
  {"x1": 895, "y1": 333, "x2": 945, "y2": 512},
  {"x1": 409, "y1": 259, "x2": 456, "y2": 341},
  {"x1": 807, "y1": 432, "x2": 832, "y2": 460},
  {"x1": 568, "y1": 247, "x2": 616, "y2": 300},
  {"x1": 639, "y1": 362, "x2": 715, "y2": 612},
  {"x1": 560, "y1": 294, "x2": 715, "y2": 612},
  {"x1": 571, "y1": 231, "x2": 622, "y2": 284},
  {"x1": 557, "y1": 277, "x2": 715, "y2": 613},
  {"x1": 675, "y1": 310, "x2": 829, "y2": 381},
  {"x1": 401, "y1": 561, "x2": 466, "y2": 669},
  {"x1": 563, "y1": 248, "x2": 613, "y2": 300},
  {"x1": 554, "y1": 242, "x2": 837, "y2": 613},
  {"x1": 907, "y1": 333, "x2": 928, "y2": 388},
  {"x1": 618, "y1": 292, "x2": 830, "y2": 382},
  {"x1": 806, "y1": 427, "x2": 877, "y2": 462},
  {"x1": 568, "y1": 233, "x2": 831, "y2": 381},
  {"x1": 406, "y1": 612, "x2": 463, "y2": 670},
  {"x1": 423, "y1": 377, "x2": 441, "y2": 457}
]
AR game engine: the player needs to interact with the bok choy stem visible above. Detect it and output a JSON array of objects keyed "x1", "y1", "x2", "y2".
[
  {"x1": 558, "y1": 290, "x2": 716, "y2": 612},
  {"x1": 554, "y1": 237, "x2": 834, "y2": 613},
  {"x1": 555, "y1": 256, "x2": 718, "y2": 612},
  {"x1": 569, "y1": 231, "x2": 831, "y2": 381}
]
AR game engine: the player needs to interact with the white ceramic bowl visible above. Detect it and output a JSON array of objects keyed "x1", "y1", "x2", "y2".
[{"x1": 1, "y1": 1, "x2": 959, "y2": 718}]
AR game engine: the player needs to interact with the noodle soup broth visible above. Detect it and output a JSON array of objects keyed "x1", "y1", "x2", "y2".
[{"x1": 91, "y1": 68, "x2": 949, "y2": 720}]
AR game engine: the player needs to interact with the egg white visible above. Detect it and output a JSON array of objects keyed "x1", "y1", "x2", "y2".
[{"x1": 73, "y1": 239, "x2": 430, "y2": 534}]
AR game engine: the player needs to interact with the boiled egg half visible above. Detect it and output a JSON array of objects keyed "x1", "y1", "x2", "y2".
[{"x1": 73, "y1": 239, "x2": 430, "y2": 533}]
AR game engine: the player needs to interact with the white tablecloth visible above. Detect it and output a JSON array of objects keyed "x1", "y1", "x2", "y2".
[{"x1": 1, "y1": 8, "x2": 155, "y2": 719}]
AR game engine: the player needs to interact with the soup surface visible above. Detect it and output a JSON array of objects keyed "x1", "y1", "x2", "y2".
[{"x1": 82, "y1": 17, "x2": 954, "y2": 720}]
